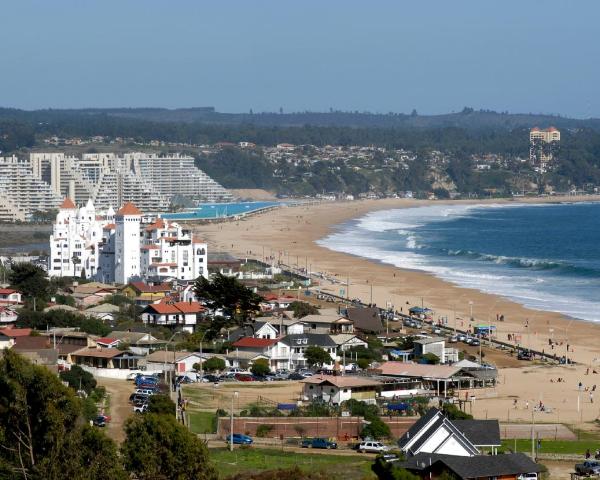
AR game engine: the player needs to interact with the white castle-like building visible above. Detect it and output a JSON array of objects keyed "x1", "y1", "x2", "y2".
[{"x1": 49, "y1": 198, "x2": 208, "y2": 284}]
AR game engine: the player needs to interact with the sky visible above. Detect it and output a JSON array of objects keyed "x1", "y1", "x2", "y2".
[{"x1": 1, "y1": 0, "x2": 599, "y2": 118}]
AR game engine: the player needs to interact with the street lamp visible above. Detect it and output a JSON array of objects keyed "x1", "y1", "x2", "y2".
[{"x1": 230, "y1": 390, "x2": 239, "y2": 452}]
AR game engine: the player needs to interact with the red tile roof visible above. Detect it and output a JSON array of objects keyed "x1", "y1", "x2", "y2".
[
  {"x1": 173, "y1": 301, "x2": 204, "y2": 313},
  {"x1": 60, "y1": 197, "x2": 76, "y2": 209},
  {"x1": 129, "y1": 281, "x2": 171, "y2": 293},
  {"x1": 116, "y1": 202, "x2": 142, "y2": 216},
  {"x1": 145, "y1": 301, "x2": 204, "y2": 315},
  {"x1": 0, "y1": 289, "x2": 18, "y2": 295},
  {"x1": 96, "y1": 337, "x2": 119, "y2": 345},
  {"x1": 0, "y1": 326, "x2": 32, "y2": 337},
  {"x1": 232, "y1": 337, "x2": 279, "y2": 348},
  {"x1": 145, "y1": 218, "x2": 166, "y2": 231}
]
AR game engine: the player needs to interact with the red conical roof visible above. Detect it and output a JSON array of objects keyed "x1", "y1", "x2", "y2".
[
  {"x1": 60, "y1": 198, "x2": 76, "y2": 209},
  {"x1": 116, "y1": 202, "x2": 142, "y2": 216}
]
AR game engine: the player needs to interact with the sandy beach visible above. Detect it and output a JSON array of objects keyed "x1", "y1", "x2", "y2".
[{"x1": 193, "y1": 196, "x2": 600, "y2": 424}]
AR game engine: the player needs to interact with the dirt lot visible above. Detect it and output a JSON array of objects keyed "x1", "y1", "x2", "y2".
[
  {"x1": 183, "y1": 381, "x2": 303, "y2": 413},
  {"x1": 97, "y1": 377, "x2": 135, "y2": 443}
]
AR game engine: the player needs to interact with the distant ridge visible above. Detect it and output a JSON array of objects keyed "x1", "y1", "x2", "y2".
[{"x1": 1, "y1": 107, "x2": 600, "y2": 131}]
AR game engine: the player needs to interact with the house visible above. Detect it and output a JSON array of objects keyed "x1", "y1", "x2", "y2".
[
  {"x1": 261, "y1": 294, "x2": 297, "y2": 311},
  {"x1": 207, "y1": 252, "x2": 241, "y2": 277},
  {"x1": 289, "y1": 314, "x2": 354, "y2": 335},
  {"x1": 301, "y1": 375, "x2": 381, "y2": 405},
  {"x1": 108, "y1": 330, "x2": 166, "y2": 355},
  {"x1": 70, "y1": 346, "x2": 142, "y2": 370},
  {"x1": 224, "y1": 351, "x2": 270, "y2": 370},
  {"x1": 0, "y1": 306, "x2": 18, "y2": 324},
  {"x1": 83, "y1": 303, "x2": 121, "y2": 322},
  {"x1": 96, "y1": 337, "x2": 120, "y2": 348},
  {"x1": 67, "y1": 282, "x2": 118, "y2": 307},
  {"x1": 228, "y1": 321, "x2": 280, "y2": 342},
  {"x1": 41, "y1": 329, "x2": 98, "y2": 349},
  {"x1": 269, "y1": 333, "x2": 338, "y2": 370},
  {"x1": 452, "y1": 419, "x2": 501, "y2": 453},
  {"x1": 344, "y1": 307, "x2": 384, "y2": 334},
  {"x1": 141, "y1": 301, "x2": 204, "y2": 332},
  {"x1": 0, "y1": 288, "x2": 23, "y2": 305},
  {"x1": 399, "y1": 452, "x2": 541, "y2": 480},
  {"x1": 398, "y1": 408, "x2": 480, "y2": 457},
  {"x1": 414, "y1": 337, "x2": 459, "y2": 364},
  {"x1": 231, "y1": 337, "x2": 279, "y2": 354},
  {"x1": 144, "y1": 350, "x2": 203, "y2": 374},
  {"x1": 122, "y1": 281, "x2": 172, "y2": 306},
  {"x1": 329, "y1": 333, "x2": 368, "y2": 351}
]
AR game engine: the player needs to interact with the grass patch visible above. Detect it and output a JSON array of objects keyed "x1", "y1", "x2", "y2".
[
  {"x1": 208, "y1": 447, "x2": 374, "y2": 480},
  {"x1": 502, "y1": 439, "x2": 596, "y2": 455},
  {"x1": 189, "y1": 411, "x2": 217, "y2": 434}
]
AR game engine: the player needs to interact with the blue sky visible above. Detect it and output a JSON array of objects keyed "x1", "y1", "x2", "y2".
[{"x1": 1, "y1": 1, "x2": 599, "y2": 117}]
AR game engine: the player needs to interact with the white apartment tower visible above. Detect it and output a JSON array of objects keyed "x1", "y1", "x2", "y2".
[
  {"x1": 530, "y1": 127, "x2": 560, "y2": 174},
  {"x1": 48, "y1": 198, "x2": 107, "y2": 278},
  {"x1": 141, "y1": 218, "x2": 208, "y2": 281},
  {"x1": 114, "y1": 202, "x2": 142, "y2": 284}
]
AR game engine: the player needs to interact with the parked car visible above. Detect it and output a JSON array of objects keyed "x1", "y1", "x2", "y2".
[
  {"x1": 93, "y1": 415, "x2": 107, "y2": 427},
  {"x1": 235, "y1": 373, "x2": 255, "y2": 382},
  {"x1": 575, "y1": 461, "x2": 600, "y2": 476},
  {"x1": 357, "y1": 441, "x2": 390, "y2": 453},
  {"x1": 448, "y1": 335, "x2": 458, "y2": 343},
  {"x1": 133, "y1": 404, "x2": 148, "y2": 414},
  {"x1": 227, "y1": 433, "x2": 253, "y2": 445},
  {"x1": 135, "y1": 388, "x2": 157, "y2": 396},
  {"x1": 202, "y1": 374, "x2": 220, "y2": 383},
  {"x1": 470, "y1": 339, "x2": 480, "y2": 347},
  {"x1": 228, "y1": 367, "x2": 249, "y2": 374},
  {"x1": 287, "y1": 372, "x2": 305, "y2": 380},
  {"x1": 129, "y1": 393, "x2": 149, "y2": 404},
  {"x1": 301, "y1": 438, "x2": 337, "y2": 449},
  {"x1": 457, "y1": 334, "x2": 467, "y2": 342},
  {"x1": 432, "y1": 327, "x2": 442, "y2": 335},
  {"x1": 516, "y1": 474, "x2": 538, "y2": 480}
]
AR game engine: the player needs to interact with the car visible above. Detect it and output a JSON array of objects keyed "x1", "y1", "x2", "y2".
[
  {"x1": 202, "y1": 374, "x2": 220, "y2": 383},
  {"x1": 129, "y1": 393, "x2": 149, "y2": 404},
  {"x1": 93, "y1": 415, "x2": 106, "y2": 427},
  {"x1": 227, "y1": 433, "x2": 253, "y2": 445},
  {"x1": 357, "y1": 441, "x2": 390, "y2": 453},
  {"x1": 516, "y1": 474, "x2": 538, "y2": 480},
  {"x1": 228, "y1": 367, "x2": 249, "y2": 374},
  {"x1": 287, "y1": 372, "x2": 305, "y2": 380},
  {"x1": 448, "y1": 335, "x2": 458, "y2": 343},
  {"x1": 301, "y1": 438, "x2": 337, "y2": 449},
  {"x1": 457, "y1": 334, "x2": 467, "y2": 342},
  {"x1": 470, "y1": 339, "x2": 480, "y2": 346},
  {"x1": 135, "y1": 388, "x2": 157, "y2": 396},
  {"x1": 517, "y1": 350, "x2": 533, "y2": 361},
  {"x1": 235, "y1": 373, "x2": 255, "y2": 382},
  {"x1": 575, "y1": 461, "x2": 600, "y2": 476},
  {"x1": 133, "y1": 404, "x2": 148, "y2": 414}
]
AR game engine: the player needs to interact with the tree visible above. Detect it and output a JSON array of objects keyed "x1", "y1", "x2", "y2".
[
  {"x1": 193, "y1": 273, "x2": 262, "y2": 325},
  {"x1": 441, "y1": 403, "x2": 473, "y2": 420},
  {"x1": 250, "y1": 358, "x2": 270, "y2": 377},
  {"x1": 419, "y1": 353, "x2": 440, "y2": 365},
  {"x1": 361, "y1": 416, "x2": 391, "y2": 440},
  {"x1": 289, "y1": 301, "x2": 319, "y2": 318},
  {"x1": 304, "y1": 346, "x2": 331, "y2": 368},
  {"x1": 8, "y1": 263, "x2": 54, "y2": 302},
  {"x1": 121, "y1": 413, "x2": 217, "y2": 480},
  {"x1": 202, "y1": 356, "x2": 226, "y2": 373},
  {"x1": 147, "y1": 395, "x2": 176, "y2": 416},
  {"x1": 59, "y1": 364, "x2": 97, "y2": 394},
  {"x1": 0, "y1": 350, "x2": 126, "y2": 480}
]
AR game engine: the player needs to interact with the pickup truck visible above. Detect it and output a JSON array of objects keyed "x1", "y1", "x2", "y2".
[
  {"x1": 301, "y1": 438, "x2": 337, "y2": 449},
  {"x1": 575, "y1": 460, "x2": 600, "y2": 476}
]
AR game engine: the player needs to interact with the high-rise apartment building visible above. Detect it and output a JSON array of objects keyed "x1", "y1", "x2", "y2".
[
  {"x1": 530, "y1": 127, "x2": 560, "y2": 174},
  {"x1": 114, "y1": 202, "x2": 142, "y2": 284}
]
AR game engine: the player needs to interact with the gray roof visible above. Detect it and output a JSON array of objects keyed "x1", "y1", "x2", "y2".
[
  {"x1": 398, "y1": 408, "x2": 440, "y2": 450},
  {"x1": 85, "y1": 303, "x2": 120, "y2": 313},
  {"x1": 401, "y1": 453, "x2": 542, "y2": 478},
  {"x1": 453, "y1": 420, "x2": 501, "y2": 446},
  {"x1": 345, "y1": 307, "x2": 384, "y2": 333},
  {"x1": 281, "y1": 333, "x2": 337, "y2": 348},
  {"x1": 208, "y1": 252, "x2": 240, "y2": 264}
]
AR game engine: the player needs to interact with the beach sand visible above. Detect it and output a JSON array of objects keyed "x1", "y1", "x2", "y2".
[{"x1": 192, "y1": 196, "x2": 600, "y2": 424}]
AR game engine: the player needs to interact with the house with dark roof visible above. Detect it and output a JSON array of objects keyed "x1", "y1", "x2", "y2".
[
  {"x1": 398, "y1": 408, "x2": 502, "y2": 457},
  {"x1": 141, "y1": 301, "x2": 205, "y2": 332},
  {"x1": 300, "y1": 374, "x2": 382, "y2": 405},
  {"x1": 344, "y1": 307, "x2": 384, "y2": 333},
  {"x1": 108, "y1": 330, "x2": 166, "y2": 355},
  {"x1": 398, "y1": 408, "x2": 480, "y2": 457},
  {"x1": 398, "y1": 452, "x2": 541, "y2": 480}
]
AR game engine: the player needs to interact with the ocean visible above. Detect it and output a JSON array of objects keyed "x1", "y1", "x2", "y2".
[
  {"x1": 318, "y1": 202, "x2": 600, "y2": 322},
  {"x1": 161, "y1": 201, "x2": 280, "y2": 220}
]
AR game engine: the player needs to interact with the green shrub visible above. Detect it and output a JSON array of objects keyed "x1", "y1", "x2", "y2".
[{"x1": 256, "y1": 424, "x2": 274, "y2": 438}]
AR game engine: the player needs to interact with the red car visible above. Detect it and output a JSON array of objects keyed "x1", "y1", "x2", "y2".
[{"x1": 235, "y1": 373, "x2": 255, "y2": 382}]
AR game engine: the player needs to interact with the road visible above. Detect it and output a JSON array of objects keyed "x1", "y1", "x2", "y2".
[{"x1": 97, "y1": 377, "x2": 134, "y2": 443}]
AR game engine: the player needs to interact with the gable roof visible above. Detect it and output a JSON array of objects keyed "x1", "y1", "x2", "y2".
[
  {"x1": 398, "y1": 407, "x2": 441, "y2": 449},
  {"x1": 281, "y1": 333, "x2": 337, "y2": 348},
  {"x1": 109, "y1": 330, "x2": 163, "y2": 345},
  {"x1": 0, "y1": 288, "x2": 19, "y2": 295},
  {"x1": 116, "y1": 202, "x2": 142, "y2": 216},
  {"x1": 300, "y1": 314, "x2": 351, "y2": 325},
  {"x1": 345, "y1": 307, "x2": 384, "y2": 333},
  {"x1": 453, "y1": 419, "x2": 501, "y2": 447},
  {"x1": 143, "y1": 301, "x2": 204, "y2": 315},
  {"x1": 128, "y1": 281, "x2": 171, "y2": 294},
  {"x1": 145, "y1": 350, "x2": 201, "y2": 363},
  {"x1": 232, "y1": 337, "x2": 279, "y2": 348},
  {"x1": 401, "y1": 453, "x2": 542, "y2": 479},
  {"x1": 71, "y1": 347, "x2": 125, "y2": 359},
  {"x1": 60, "y1": 197, "x2": 76, "y2": 209},
  {"x1": 301, "y1": 375, "x2": 381, "y2": 389}
]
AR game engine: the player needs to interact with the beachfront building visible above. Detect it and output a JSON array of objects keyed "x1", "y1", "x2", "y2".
[
  {"x1": 300, "y1": 375, "x2": 382, "y2": 405},
  {"x1": 141, "y1": 217, "x2": 208, "y2": 281},
  {"x1": 48, "y1": 198, "x2": 109, "y2": 279},
  {"x1": 530, "y1": 127, "x2": 560, "y2": 174}
]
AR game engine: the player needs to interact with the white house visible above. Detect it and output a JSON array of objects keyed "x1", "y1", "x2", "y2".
[
  {"x1": 141, "y1": 217, "x2": 207, "y2": 281},
  {"x1": 0, "y1": 288, "x2": 23, "y2": 305},
  {"x1": 145, "y1": 350, "x2": 203, "y2": 374},
  {"x1": 300, "y1": 375, "x2": 381, "y2": 405},
  {"x1": 329, "y1": 334, "x2": 368, "y2": 351},
  {"x1": 83, "y1": 303, "x2": 121, "y2": 322},
  {"x1": 114, "y1": 202, "x2": 142, "y2": 284},
  {"x1": 269, "y1": 334, "x2": 338, "y2": 371},
  {"x1": 0, "y1": 306, "x2": 18, "y2": 324},
  {"x1": 48, "y1": 198, "x2": 109, "y2": 279},
  {"x1": 141, "y1": 301, "x2": 204, "y2": 333},
  {"x1": 398, "y1": 408, "x2": 480, "y2": 457}
]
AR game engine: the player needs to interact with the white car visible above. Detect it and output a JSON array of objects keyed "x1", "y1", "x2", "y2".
[
  {"x1": 357, "y1": 441, "x2": 390, "y2": 453},
  {"x1": 133, "y1": 404, "x2": 148, "y2": 414}
]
